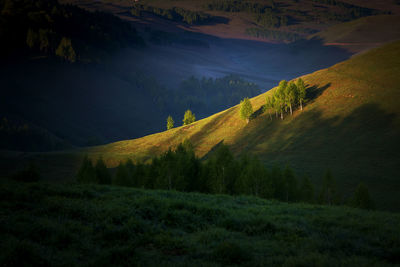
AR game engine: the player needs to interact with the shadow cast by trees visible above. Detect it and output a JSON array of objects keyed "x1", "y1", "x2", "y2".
[
  {"x1": 250, "y1": 105, "x2": 265, "y2": 120},
  {"x1": 230, "y1": 103, "x2": 400, "y2": 209},
  {"x1": 201, "y1": 140, "x2": 225, "y2": 160},
  {"x1": 306, "y1": 83, "x2": 331, "y2": 103}
]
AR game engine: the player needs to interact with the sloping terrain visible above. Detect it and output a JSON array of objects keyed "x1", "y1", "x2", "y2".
[
  {"x1": 311, "y1": 15, "x2": 400, "y2": 53},
  {"x1": 83, "y1": 41, "x2": 400, "y2": 210},
  {"x1": 1, "y1": 0, "x2": 356, "y2": 151},
  {"x1": 1, "y1": 180, "x2": 399, "y2": 266}
]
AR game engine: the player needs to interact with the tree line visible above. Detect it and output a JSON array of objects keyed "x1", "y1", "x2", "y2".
[
  {"x1": 205, "y1": 0, "x2": 289, "y2": 28},
  {"x1": 0, "y1": 0, "x2": 143, "y2": 62},
  {"x1": 131, "y1": 4, "x2": 215, "y2": 25},
  {"x1": 76, "y1": 141, "x2": 374, "y2": 210},
  {"x1": 245, "y1": 28, "x2": 301, "y2": 42},
  {"x1": 205, "y1": 0, "x2": 275, "y2": 13}
]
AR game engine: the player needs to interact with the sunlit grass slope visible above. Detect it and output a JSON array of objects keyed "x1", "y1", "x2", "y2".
[
  {"x1": 310, "y1": 15, "x2": 400, "y2": 53},
  {"x1": 1, "y1": 179, "x2": 399, "y2": 266},
  {"x1": 87, "y1": 41, "x2": 400, "y2": 210}
]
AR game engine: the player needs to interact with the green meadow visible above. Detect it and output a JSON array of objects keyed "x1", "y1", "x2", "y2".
[{"x1": 1, "y1": 179, "x2": 399, "y2": 266}]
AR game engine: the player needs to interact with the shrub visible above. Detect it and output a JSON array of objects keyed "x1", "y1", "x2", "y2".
[
  {"x1": 12, "y1": 162, "x2": 40, "y2": 182},
  {"x1": 213, "y1": 241, "x2": 252, "y2": 264}
]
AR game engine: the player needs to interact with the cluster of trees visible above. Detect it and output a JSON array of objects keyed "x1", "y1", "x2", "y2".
[
  {"x1": 0, "y1": 0, "x2": 143, "y2": 61},
  {"x1": 205, "y1": 0, "x2": 275, "y2": 13},
  {"x1": 176, "y1": 75, "x2": 260, "y2": 115},
  {"x1": 238, "y1": 79, "x2": 306, "y2": 123},
  {"x1": 264, "y1": 78, "x2": 307, "y2": 120},
  {"x1": 254, "y1": 11, "x2": 288, "y2": 28},
  {"x1": 245, "y1": 28, "x2": 301, "y2": 42},
  {"x1": 144, "y1": 74, "x2": 260, "y2": 117},
  {"x1": 76, "y1": 155, "x2": 111, "y2": 184},
  {"x1": 205, "y1": 0, "x2": 289, "y2": 28},
  {"x1": 76, "y1": 142, "x2": 374, "y2": 209},
  {"x1": 106, "y1": 72, "x2": 259, "y2": 134},
  {"x1": 131, "y1": 4, "x2": 215, "y2": 25}
]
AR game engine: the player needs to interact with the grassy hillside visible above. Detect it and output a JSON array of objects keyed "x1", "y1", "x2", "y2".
[
  {"x1": 311, "y1": 15, "x2": 400, "y2": 53},
  {"x1": 82, "y1": 40, "x2": 400, "y2": 211},
  {"x1": 1, "y1": 179, "x2": 399, "y2": 266}
]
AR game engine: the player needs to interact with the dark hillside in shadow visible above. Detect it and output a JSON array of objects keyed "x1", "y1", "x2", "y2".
[{"x1": 231, "y1": 103, "x2": 400, "y2": 210}]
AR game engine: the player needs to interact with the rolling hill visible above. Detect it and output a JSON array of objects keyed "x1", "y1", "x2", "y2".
[
  {"x1": 311, "y1": 15, "x2": 400, "y2": 53},
  {"x1": 81, "y1": 40, "x2": 400, "y2": 211}
]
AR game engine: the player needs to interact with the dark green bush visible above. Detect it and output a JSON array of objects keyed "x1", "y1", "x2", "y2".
[{"x1": 12, "y1": 162, "x2": 40, "y2": 182}]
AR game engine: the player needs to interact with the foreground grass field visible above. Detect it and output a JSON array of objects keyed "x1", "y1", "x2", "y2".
[{"x1": 0, "y1": 179, "x2": 399, "y2": 266}]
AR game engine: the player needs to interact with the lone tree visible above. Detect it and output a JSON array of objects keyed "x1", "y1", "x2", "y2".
[
  {"x1": 285, "y1": 82, "x2": 298, "y2": 116},
  {"x1": 183, "y1": 109, "x2": 196, "y2": 125},
  {"x1": 352, "y1": 183, "x2": 374, "y2": 210},
  {"x1": 56, "y1": 37, "x2": 76, "y2": 63},
  {"x1": 26, "y1": 28, "x2": 37, "y2": 49},
  {"x1": 167, "y1": 115, "x2": 174, "y2": 130},
  {"x1": 296, "y1": 78, "x2": 306, "y2": 110},
  {"x1": 239, "y1": 97, "x2": 253, "y2": 123}
]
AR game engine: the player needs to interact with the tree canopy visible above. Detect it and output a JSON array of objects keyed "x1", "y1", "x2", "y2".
[
  {"x1": 183, "y1": 110, "x2": 196, "y2": 125},
  {"x1": 239, "y1": 97, "x2": 253, "y2": 123},
  {"x1": 166, "y1": 115, "x2": 174, "y2": 130},
  {"x1": 352, "y1": 183, "x2": 374, "y2": 210},
  {"x1": 265, "y1": 79, "x2": 307, "y2": 120}
]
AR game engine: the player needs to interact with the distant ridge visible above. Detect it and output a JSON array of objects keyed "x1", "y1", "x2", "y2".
[{"x1": 311, "y1": 15, "x2": 400, "y2": 53}]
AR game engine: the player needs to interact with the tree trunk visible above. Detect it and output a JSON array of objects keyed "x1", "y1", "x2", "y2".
[
  {"x1": 246, "y1": 118, "x2": 249, "y2": 124},
  {"x1": 290, "y1": 104, "x2": 292, "y2": 115},
  {"x1": 269, "y1": 111, "x2": 272, "y2": 121},
  {"x1": 275, "y1": 111, "x2": 278, "y2": 118},
  {"x1": 280, "y1": 111, "x2": 283, "y2": 120},
  {"x1": 300, "y1": 100, "x2": 303, "y2": 111}
]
